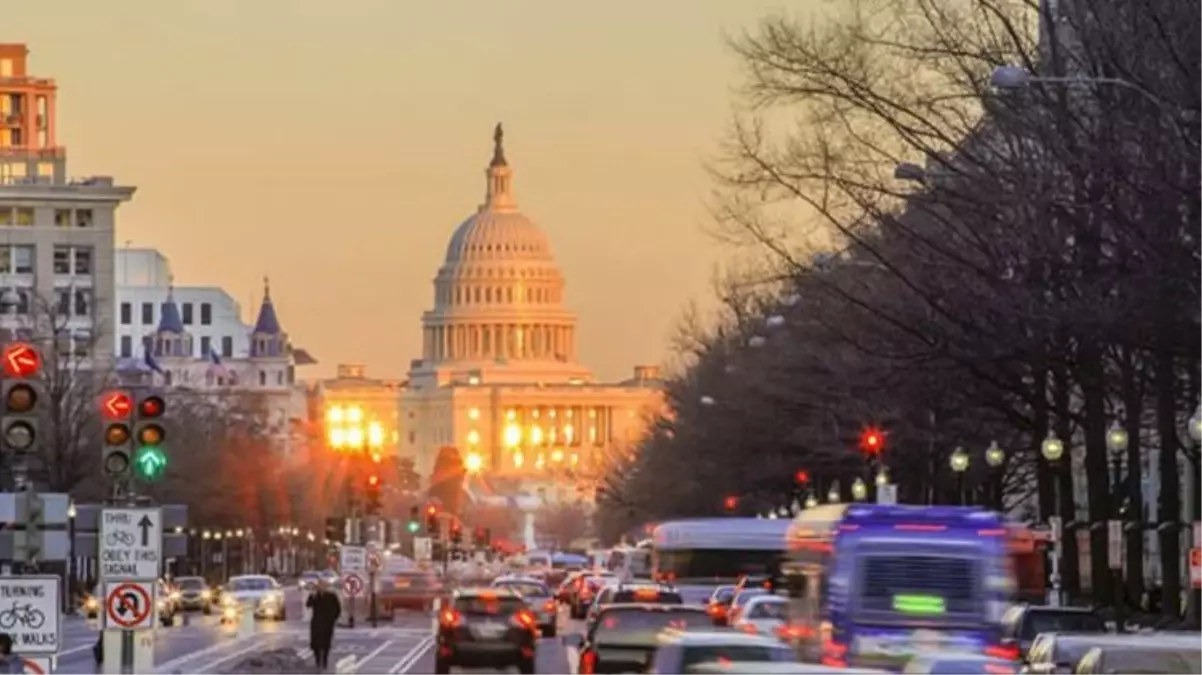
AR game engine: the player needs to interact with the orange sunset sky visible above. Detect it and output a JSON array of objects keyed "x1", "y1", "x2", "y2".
[{"x1": 5, "y1": 0, "x2": 812, "y2": 380}]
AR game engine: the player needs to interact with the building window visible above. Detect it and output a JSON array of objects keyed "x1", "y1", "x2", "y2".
[
  {"x1": 14, "y1": 290, "x2": 30, "y2": 315},
  {"x1": 73, "y1": 289, "x2": 91, "y2": 316},
  {"x1": 14, "y1": 208, "x2": 33, "y2": 226},
  {"x1": 74, "y1": 248, "x2": 92, "y2": 274},
  {"x1": 221, "y1": 336, "x2": 233, "y2": 358},
  {"x1": 75, "y1": 209, "x2": 93, "y2": 228},
  {"x1": 200, "y1": 336, "x2": 211, "y2": 357},
  {"x1": 200, "y1": 302, "x2": 212, "y2": 325},
  {"x1": 120, "y1": 302, "x2": 131, "y2": 325},
  {"x1": 56, "y1": 290, "x2": 69, "y2": 316},
  {"x1": 259, "y1": 370, "x2": 267, "y2": 386},
  {"x1": 120, "y1": 335, "x2": 132, "y2": 357},
  {"x1": 53, "y1": 246, "x2": 70, "y2": 274},
  {"x1": 141, "y1": 302, "x2": 153, "y2": 324},
  {"x1": 0, "y1": 209, "x2": 10, "y2": 226},
  {"x1": 182, "y1": 302, "x2": 193, "y2": 325},
  {"x1": 11, "y1": 246, "x2": 33, "y2": 274},
  {"x1": 54, "y1": 209, "x2": 71, "y2": 227}
]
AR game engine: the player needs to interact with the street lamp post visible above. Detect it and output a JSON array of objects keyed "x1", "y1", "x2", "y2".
[
  {"x1": 851, "y1": 477, "x2": 867, "y2": 502},
  {"x1": 1042, "y1": 432, "x2": 1066, "y2": 607},
  {"x1": 985, "y1": 441, "x2": 1005, "y2": 511},
  {"x1": 66, "y1": 500, "x2": 76, "y2": 614},
  {"x1": 949, "y1": 447, "x2": 969, "y2": 505},
  {"x1": 1105, "y1": 421, "x2": 1130, "y2": 617}
]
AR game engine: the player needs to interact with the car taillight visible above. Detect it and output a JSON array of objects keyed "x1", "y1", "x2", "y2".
[
  {"x1": 985, "y1": 643, "x2": 1020, "y2": 661},
  {"x1": 438, "y1": 609, "x2": 462, "y2": 628},
  {"x1": 579, "y1": 649, "x2": 597, "y2": 674},
  {"x1": 739, "y1": 623, "x2": 758, "y2": 634},
  {"x1": 544, "y1": 600, "x2": 556, "y2": 612},
  {"x1": 706, "y1": 603, "x2": 726, "y2": 617},
  {"x1": 512, "y1": 609, "x2": 537, "y2": 631}
]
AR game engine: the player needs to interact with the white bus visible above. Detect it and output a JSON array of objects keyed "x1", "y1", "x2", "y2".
[
  {"x1": 605, "y1": 542, "x2": 653, "y2": 581},
  {"x1": 651, "y1": 518, "x2": 791, "y2": 604}
]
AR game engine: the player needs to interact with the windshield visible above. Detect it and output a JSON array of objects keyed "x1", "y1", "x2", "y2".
[
  {"x1": 176, "y1": 578, "x2": 205, "y2": 590},
  {"x1": 495, "y1": 582, "x2": 550, "y2": 598},
  {"x1": 1023, "y1": 612, "x2": 1105, "y2": 639},
  {"x1": 747, "y1": 599, "x2": 787, "y2": 619},
  {"x1": 656, "y1": 549, "x2": 783, "y2": 583},
  {"x1": 230, "y1": 578, "x2": 275, "y2": 592},
  {"x1": 681, "y1": 645, "x2": 794, "y2": 668},
  {"x1": 710, "y1": 587, "x2": 735, "y2": 603},
  {"x1": 855, "y1": 552, "x2": 983, "y2": 624},
  {"x1": 593, "y1": 608, "x2": 710, "y2": 639},
  {"x1": 300, "y1": 572, "x2": 320, "y2": 581},
  {"x1": 454, "y1": 596, "x2": 526, "y2": 616}
]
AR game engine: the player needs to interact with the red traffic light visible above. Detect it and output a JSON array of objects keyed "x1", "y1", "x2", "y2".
[
  {"x1": 426, "y1": 505, "x2": 438, "y2": 516},
  {"x1": 367, "y1": 474, "x2": 380, "y2": 488},
  {"x1": 723, "y1": 495, "x2": 739, "y2": 511},
  {"x1": 101, "y1": 391, "x2": 133, "y2": 420},
  {"x1": 860, "y1": 427, "x2": 885, "y2": 454},
  {"x1": 795, "y1": 470, "x2": 810, "y2": 485},
  {"x1": 2, "y1": 342, "x2": 41, "y2": 378},
  {"x1": 139, "y1": 395, "x2": 166, "y2": 418}
]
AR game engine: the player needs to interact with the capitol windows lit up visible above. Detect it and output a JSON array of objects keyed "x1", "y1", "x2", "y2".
[{"x1": 400, "y1": 124, "x2": 662, "y2": 502}]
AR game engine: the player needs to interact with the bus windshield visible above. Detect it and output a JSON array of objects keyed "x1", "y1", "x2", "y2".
[{"x1": 656, "y1": 548, "x2": 782, "y2": 583}]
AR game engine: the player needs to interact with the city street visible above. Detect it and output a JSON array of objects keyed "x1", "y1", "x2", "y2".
[{"x1": 51, "y1": 585, "x2": 580, "y2": 674}]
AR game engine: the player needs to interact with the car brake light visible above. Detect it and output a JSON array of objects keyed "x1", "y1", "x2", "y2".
[
  {"x1": 439, "y1": 609, "x2": 462, "y2": 628},
  {"x1": 706, "y1": 604, "x2": 724, "y2": 617},
  {"x1": 985, "y1": 643, "x2": 1020, "y2": 661},
  {"x1": 544, "y1": 600, "x2": 556, "y2": 612},
  {"x1": 579, "y1": 649, "x2": 597, "y2": 674},
  {"x1": 513, "y1": 609, "x2": 537, "y2": 631},
  {"x1": 739, "y1": 623, "x2": 758, "y2": 634},
  {"x1": 634, "y1": 589, "x2": 658, "y2": 600}
]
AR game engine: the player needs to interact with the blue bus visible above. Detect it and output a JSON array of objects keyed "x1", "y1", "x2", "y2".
[
  {"x1": 782, "y1": 504, "x2": 1015, "y2": 671},
  {"x1": 651, "y1": 518, "x2": 792, "y2": 604}
]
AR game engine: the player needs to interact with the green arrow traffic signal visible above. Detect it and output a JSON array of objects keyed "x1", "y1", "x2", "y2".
[{"x1": 134, "y1": 446, "x2": 167, "y2": 480}]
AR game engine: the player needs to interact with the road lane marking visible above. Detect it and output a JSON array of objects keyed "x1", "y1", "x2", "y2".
[
  {"x1": 350, "y1": 638, "x2": 394, "y2": 672},
  {"x1": 388, "y1": 636, "x2": 434, "y2": 674},
  {"x1": 153, "y1": 634, "x2": 263, "y2": 674},
  {"x1": 566, "y1": 645, "x2": 580, "y2": 675},
  {"x1": 57, "y1": 642, "x2": 96, "y2": 658},
  {"x1": 187, "y1": 640, "x2": 272, "y2": 674}
]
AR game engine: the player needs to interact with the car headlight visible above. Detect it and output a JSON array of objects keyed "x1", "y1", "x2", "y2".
[
  {"x1": 85, "y1": 598, "x2": 99, "y2": 609},
  {"x1": 223, "y1": 596, "x2": 237, "y2": 607},
  {"x1": 169, "y1": 592, "x2": 181, "y2": 601},
  {"x1": 201, "y1": 590, "x2": 212, "y2": 599}
]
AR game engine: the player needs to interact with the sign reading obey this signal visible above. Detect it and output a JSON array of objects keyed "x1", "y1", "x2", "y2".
[{"x1": 100, "y1": 508, "x2": 162, "y2": 579}]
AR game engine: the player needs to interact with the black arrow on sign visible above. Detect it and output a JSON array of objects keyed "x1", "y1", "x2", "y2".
[{"x1": 137, "y1": 515, "x2": 154, "y2": 547}]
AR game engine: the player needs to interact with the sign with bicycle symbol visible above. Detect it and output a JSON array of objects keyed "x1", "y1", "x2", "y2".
[
  {"x1": 100, "y1": 507, "x2": 163, "y2": 579},
  {"x1": 0, "y1": 576, "x2": 60, "y2": 655},
  {"x1": 104, "y1": 581, "x2": 155, "y2": 630}
]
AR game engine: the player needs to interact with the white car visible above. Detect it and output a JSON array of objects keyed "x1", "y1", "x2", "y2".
[
  {"x1": 222, "y1": 575, "x2": 287, "y2": 621},
  {"x1": 730, "y1": 595, "x2": 788, "y2": 638}
]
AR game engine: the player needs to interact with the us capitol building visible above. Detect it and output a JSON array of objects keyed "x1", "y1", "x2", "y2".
[{"x1": 401, "y1": 124, "x2": 663, "y2": 505}]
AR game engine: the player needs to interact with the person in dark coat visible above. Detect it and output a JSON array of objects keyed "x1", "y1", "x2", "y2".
[{"x1": 306, "y1": 580, "x2": 342, "y2": 670}]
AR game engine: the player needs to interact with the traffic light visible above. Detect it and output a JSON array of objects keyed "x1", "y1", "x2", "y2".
[
  {"x1": 133, "y1": 393, "x2": 167, "y2": 481},
  {"x1": 794, "y1": 470, "x2": 810, "y2": 486},
  {"x1": 12, "y1": 486, "x2": 44, "y2": 565},
  {"x1": 407, "y1": 506, "x2": 421, "y2": 534},
  {"x1": 425, "y1": 504, "x2": 439, "y2": 534},
  {"x1": 859, "y1": 427, "x2": 885, "y2": 455},
  {"x1": 450, "y1": 523, "x2": 463, "y2": 546},
  {"x1": 100, "y1": 389, "x2": 134, "y2": 481},
  {"x1": 723, "y1": 495, "x2": 738, "y2": 512},
  {"x1": 325, "y1": 516, "x2": 346, "y2": 544},
  {"x1": 365, "y1": 472, "x2": 383, "y2": 515},
  {"x1": 474, "y1": 527, "x2": 490, "y2": 547},
  {"x1": 1, "y1": 342, "x2": 42, "y2": 456}
]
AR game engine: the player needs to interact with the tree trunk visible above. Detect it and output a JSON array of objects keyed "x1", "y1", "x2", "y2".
[
  {"x1": 1077, "y1": 336, "x2": 1111, "y2": 606},
  {"x1": 1121, "y1": 352, "x2": 1144, "y2": 610},
  {"x1": 1034, "y1": 350, "x2": 1054, "y2": 521},
  {"x1": 1052, "y1": 360, "x2": 1081, "y2": 598},
  {"x1": 1154, "y1": 334, "x2": 1182, "y2": 619}
]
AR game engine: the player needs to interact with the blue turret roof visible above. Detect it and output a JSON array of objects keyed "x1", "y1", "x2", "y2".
[
  {"x1": 158, "y1": 286, "x2": 185, "y2": 334},
  {"x1": 252, "y1": 277, "x2": 283, "y2": 335}
]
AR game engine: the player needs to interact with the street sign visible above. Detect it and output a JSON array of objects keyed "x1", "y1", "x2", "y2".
[
  {"x1": 0, "y1": 576, "x2": 60, "y2": 655},
  {"x1": 100, "y1": 508, "x2": 162, "y2": 579},
  {"x1": 413, "y1": 537, "x2": 432, "y2": 562},
  {"x1": 104, "y1": 580, "x2": 154, "y2": 631},
  {"x1": 342, "y1": 573, "x2": 364, "y2": 597},
  {"x1": 1190, "y1": 548, "x2": 1201, "y2": 590},
  {"x1": 876, "y1": 484, "x2": 898, "y2": 505},
  {"x1": 20, "y1": 657, "x2": 52, "y2": 674},
  {"x1": 1107, "y1": 520, "x2": 1123, "y2": 570},
  {"x1": 340, "y1": 545, "x2": 366, "y2": 574}
]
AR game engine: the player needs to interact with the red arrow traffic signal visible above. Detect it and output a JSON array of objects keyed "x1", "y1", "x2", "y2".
[
  {"x1": 101, "y1": 391, "x2": 133, "y2": 420},
  {"x1": 1, "y1": 343, "x2": 41, "y2": 378}
]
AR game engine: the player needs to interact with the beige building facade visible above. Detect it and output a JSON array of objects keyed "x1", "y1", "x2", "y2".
[{"x1": 402, "y1": 125, "x2": 663, "y2": 504}]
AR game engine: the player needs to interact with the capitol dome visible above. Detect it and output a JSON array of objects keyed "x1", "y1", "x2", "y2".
[{"x1": 413, "y1": 124, "x2": 588, "y2": 384}]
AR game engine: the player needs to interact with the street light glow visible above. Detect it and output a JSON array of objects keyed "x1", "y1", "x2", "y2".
[
  {"x1": 985, "y1": 440, "x2": 1005, "y2": 468},
  {"x1": 1041, "y1": 432, "x2": 1065, "y2": 462},
  {"x1": 464, "y1": 452, "x2": 483, "y2": 473},
  {"x1": 367, "y1": 421, "x2": 385, "y2": 447},
  {"x1": 950, "y1": 447, "x2": 969, "y2": 473},
  {"x1": 1106, "y1": 422, "x2": 1129, "y2": 452},
  {"x1": 504, "y1": 423, "x2": 521, "y2": 447}
]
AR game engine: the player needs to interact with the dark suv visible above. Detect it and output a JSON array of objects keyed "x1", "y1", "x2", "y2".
[{"x1": 436, "y1": 588, "x2": 538, "y2": 674}]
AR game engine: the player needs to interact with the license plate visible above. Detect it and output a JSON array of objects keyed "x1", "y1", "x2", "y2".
[{"x1": 473, "y1": 623, "x2": 504, "y2": 638}]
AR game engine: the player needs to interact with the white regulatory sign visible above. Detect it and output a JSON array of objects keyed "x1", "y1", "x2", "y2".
[
  {"x1": 340, "y1": 546, "x2": 367, "y2": 574},
  {"x1": 0, "y1": 576, "x2": 61, "y2": 655},
  {"x1": 100, "y1": 508, "x2": 163, "y2": 579},
  {"x1": 413, "y1": 537, "x2": 432, "y2": 562}
]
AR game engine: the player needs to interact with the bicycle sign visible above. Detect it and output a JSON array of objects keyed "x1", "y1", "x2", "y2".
[
  {"x1": 104, "y1": 581, "x2": 154, "y2": 630},
  {"x1": 0, "y1": 576, "x2": 60, "y2": 655},
  {"x1": 100, "y1": 507, "x2": 163, "y2": 579}
]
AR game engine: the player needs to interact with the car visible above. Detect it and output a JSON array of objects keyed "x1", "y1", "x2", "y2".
[
  {"x1": 705, "y1": 586, "x2": 736, "y2": 626},
  {"x1": 156, "y1": 579, "x2": 179, "y2": 627},
  {"x1": 725, "y1": 587, "x2": 769, "y2": 625},
  {"x1": 584, "y1": 583, "x2": 683, "y2": 632},
  {"x1": 222, "y1": 575, "x2": 287, "y2": 621},
  {"x1": 435, "y1": 587, "x2": 538, "y2": 674},
  {"x1": 570, "y1": 604, "x2": 711, "y2": 674},
  {"x1": 903, "y1": 652, "x2": 1019, "y2": 674},
  {"x1": 82, "y1": 585, "x2": 101, "y2": 620},
  {"x1": 570, "y1": 573, "x2": 617, "y2": 619},
  {"x1": 647, "y1": 628, "x2": 797, "y2": 674},
  {"x1": 380, "y1": 571, "x2": 443, "y2": 613},
  {"x1": 998, "y1": 605, "x2": 1105, "y2": 660},
  {"x1": 729, "y1": 594, "x2": 787, "y2": 638},
  {"x1": 173, "y1": 576, "x2": 214, "y2": 614},
  {"x1": 298, "y1": 570, "x2": 323, "y2": 593},
  {"x1": 492, "y1": 577, "x2": 559, "y2": 637}
]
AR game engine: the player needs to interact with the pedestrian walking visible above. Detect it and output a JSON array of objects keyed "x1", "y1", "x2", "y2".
[
  {"x1": 306, "y1": 579, "x2": 342, "y2": 670},
  {"x1": 0, "y1": 634, "x2": 25, "y2": 674}
]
